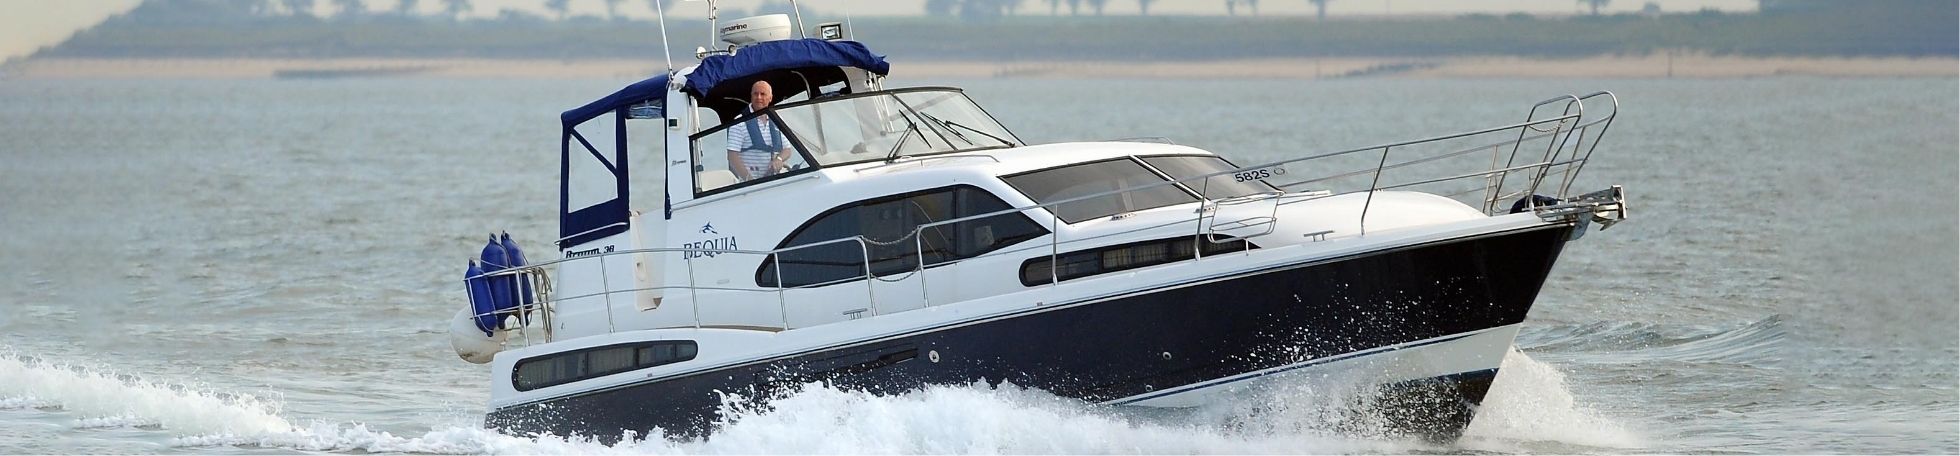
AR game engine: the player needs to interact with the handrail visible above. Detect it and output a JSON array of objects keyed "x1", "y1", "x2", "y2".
[
  {"x1": 853, "y1": 154, "x2": 1002, "y2": 173},
  {"x1": 1492, "y1": 94, "x2": 1582, "y2": 213},
  {"x1": 469, "y1": 236, "x2": 885, "y2": 338},
  {"x1": 555, "y1": 222, "x2": 629, "y2": 245},
  {"x1": 469, "y1": 91, "x2": 1619, "y2": 344},
  {"x1": 1272, "y1": 127, "x2": 1569, "y2": 189},
  {"x1": 1558, "y1": 91, "x2": 1620, "y2": 195},
  {"x1": 1109, "y1": 137, "x2": 1177, "y2": 145},
  {"x1": 1376, "y1": 158, "x2": 1586, "y2": 193}
]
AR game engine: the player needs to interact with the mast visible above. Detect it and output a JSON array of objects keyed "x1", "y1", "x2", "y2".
[{"x1": 706, "y1": 0, "x2": 719, "y2": 53}]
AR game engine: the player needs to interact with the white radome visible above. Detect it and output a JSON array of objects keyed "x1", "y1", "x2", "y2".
[{"x1": 719, "y1": 14, "x2": 794, "y2": 46}]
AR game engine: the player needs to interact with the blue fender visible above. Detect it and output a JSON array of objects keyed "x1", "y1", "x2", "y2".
[
  {"x1": 466, "y1": 260, "x2": 497, "y2": 337},
  {"x1": 500, "y1": 232, "x2": 535, "y2": 306},
  {"x1": 480, "y1": 234, "x2": 514, "y2": 316}
]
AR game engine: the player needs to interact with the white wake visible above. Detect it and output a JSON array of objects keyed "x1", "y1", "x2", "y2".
[{"x1": 0, "y1": 349, "x2": 1636, "y2": 454}]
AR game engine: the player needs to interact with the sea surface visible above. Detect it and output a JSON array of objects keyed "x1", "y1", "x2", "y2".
[{"x1": 0, "y1": 76, "x2": 1954, "y2": 454}]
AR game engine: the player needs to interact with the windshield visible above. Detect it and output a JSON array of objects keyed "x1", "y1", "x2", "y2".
[
  {"x1": 896, "y1": 91, "x2": 1020, "y2": 152},
  {"x1": 770, "y1": 88, "x2": 1021, "y2": 166}
]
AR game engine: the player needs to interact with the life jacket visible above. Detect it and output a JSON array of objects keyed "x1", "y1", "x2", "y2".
[{"x1": 742, "y1": 109, "x2": 784, "y2": 152}]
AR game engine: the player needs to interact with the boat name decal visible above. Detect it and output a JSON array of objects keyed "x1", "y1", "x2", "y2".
[
  {"x1": 682, "y1": 236, "x2": 737, "y2": 259},
  {"x1": 565, "y1": 245, "x2": 616, "y2": 259}
]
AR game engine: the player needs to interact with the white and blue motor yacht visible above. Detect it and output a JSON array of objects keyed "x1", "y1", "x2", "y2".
[{"x1": 448, "y1": 13, "x2": 1631, "y2": 443}]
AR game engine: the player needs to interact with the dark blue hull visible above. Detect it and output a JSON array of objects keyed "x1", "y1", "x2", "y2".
[{"x1": 487, "y1": 224, "x2": 1573, "y2": 442}]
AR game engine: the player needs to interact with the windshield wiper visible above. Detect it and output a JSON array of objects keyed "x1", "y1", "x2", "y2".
[
  {"x1": 920, "y1": 112, "x2": 1015, "y2": 148},
  {"x1": 917, "y1": 112, "x2": 974, "y2": 145},
  {"x1": 886, "y1": 115, "x2": 924, "y2": 161}
]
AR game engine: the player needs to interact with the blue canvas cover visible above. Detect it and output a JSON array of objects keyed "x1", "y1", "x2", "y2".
[
  {"x1": 558, "y1": 39, "x2": 886, "y2": 128},
  {"x1": 682, "y1": 39, "x2": 890, "y2": 99},
  {"x1": 561, "y1": 74, "x2": 670, "y2": 128}
]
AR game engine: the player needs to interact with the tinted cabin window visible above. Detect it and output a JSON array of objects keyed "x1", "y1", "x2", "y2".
[
  {"x1": 1140, "y1": 156, "x2": 1279, "y2": 199},
  {"x1": 1002, "y1": 158, "x2": 1198, "y2": 224},
  {"x1": 513, "y1": 341, "x2": 698, "y2": 391},
  {"x1": 759, "y1": 185, "x2": 1047, "y2": 288},
  {"x1": 1020, "y1": 236, "x2": 1257, "y2": 286}
]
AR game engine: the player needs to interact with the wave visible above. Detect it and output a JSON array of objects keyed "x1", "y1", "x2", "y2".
[
  {"x1": 71, "y1": 414, "x2": 163, "y2": 430},
  {"x1": 1, "y1": 349, "x2": 1636, "y2": 454},
  {"x1": 1520, "y1": 314, "x2": 1786, "y2": 364},
  {"x1": 1460, "y1": 348, "x2": 1643, "y2": 452},
  {"x1": 0, "y1": 395, "x2": 54, "y2": 410},
  {"x1": 0, "y1": 353, "x2": 293, "y2": 436}
]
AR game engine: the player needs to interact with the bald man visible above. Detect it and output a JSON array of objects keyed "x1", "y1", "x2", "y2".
[{"x1": 726, "y1": 81, "x2": 794, "y2": 181}]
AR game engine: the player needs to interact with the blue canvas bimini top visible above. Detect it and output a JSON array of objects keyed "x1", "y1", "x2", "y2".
[
  {"x1": 682, "y1": 39, "x2": 889, "y2": 99},
  {"x1": 559, "y1": 39, "x2": 889, "y2": 128}
]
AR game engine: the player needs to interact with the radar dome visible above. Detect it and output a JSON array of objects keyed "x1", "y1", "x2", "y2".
[{"x1": 720, "y1": 14, "x2": 794, "y2": 46}]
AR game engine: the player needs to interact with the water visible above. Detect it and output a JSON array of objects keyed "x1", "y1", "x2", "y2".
[{"x1": 1, "y1": 76, "x2": 1954, "y2": 454}]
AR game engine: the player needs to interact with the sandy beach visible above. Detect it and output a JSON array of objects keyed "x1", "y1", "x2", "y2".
[{"x1": 5, "y1": 54, "x2": 1954, "y2": 80}]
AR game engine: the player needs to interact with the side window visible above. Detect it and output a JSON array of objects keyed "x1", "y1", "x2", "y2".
[
  {"x1": 691, "y1": 114, "x2": 810, "y2": 195},
  {"x1": 513, "y1": 340, "x2": 698, "y2": 391},
  {"x1": 759, "y1": 185, "x2": 1048, "y2": 288},
  {"x1": 860, "y1": 190, "x2": 954, "y2": 274},
  {"x1": 1020, "y1": 236, "x2": 1258, "y2": 286},
  {"x1": 694, "y1": 128, "x2": 738, "y2": 193},
  {"x1": 945, "y1": 186, "x2": 1048, "y2": 259}
]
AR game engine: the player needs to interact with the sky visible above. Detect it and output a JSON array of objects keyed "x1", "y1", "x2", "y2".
[{"x1": 0, "y1": 0, "x2": 1759, "y2": 62}]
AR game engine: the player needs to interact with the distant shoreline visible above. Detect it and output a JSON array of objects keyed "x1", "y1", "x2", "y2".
[{"x1": 6, "y1": 55, "x2": 1955, "y2": 80}]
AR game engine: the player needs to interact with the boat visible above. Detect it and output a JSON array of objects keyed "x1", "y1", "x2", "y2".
[{"x1": 447, "y1": 7, "x2": 1630, "y2": 444}]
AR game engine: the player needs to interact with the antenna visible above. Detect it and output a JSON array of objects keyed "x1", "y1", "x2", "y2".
[
  {"x1": 789, "y1": 0, "x2": 808, "y2": 38},
  {"x1": 654, "y1": 0, "x2": 673, "y2": 70},
  {"x1": 681, "y1": 0, "x2": 718, "y2": 56},
  {"x1": 704, "y1": 0, "x2": 719, "y2": 51}
]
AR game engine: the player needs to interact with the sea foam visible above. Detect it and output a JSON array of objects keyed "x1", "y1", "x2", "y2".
[{"x1": 0, "y1": 349, "x2": 1632, "y2": 454}]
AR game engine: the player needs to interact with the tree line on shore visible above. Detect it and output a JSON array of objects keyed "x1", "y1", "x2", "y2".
[
  {"x1": 74, "y1": 0, "x2": 1622, "y2": 22},
  {"x1": 31, "y1": 0, "x2": 1957, "y2": 60}
]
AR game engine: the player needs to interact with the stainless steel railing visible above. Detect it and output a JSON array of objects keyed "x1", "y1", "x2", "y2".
[{"x1": 464, "y1": 91, "x2": 1619, "y2": 345}]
